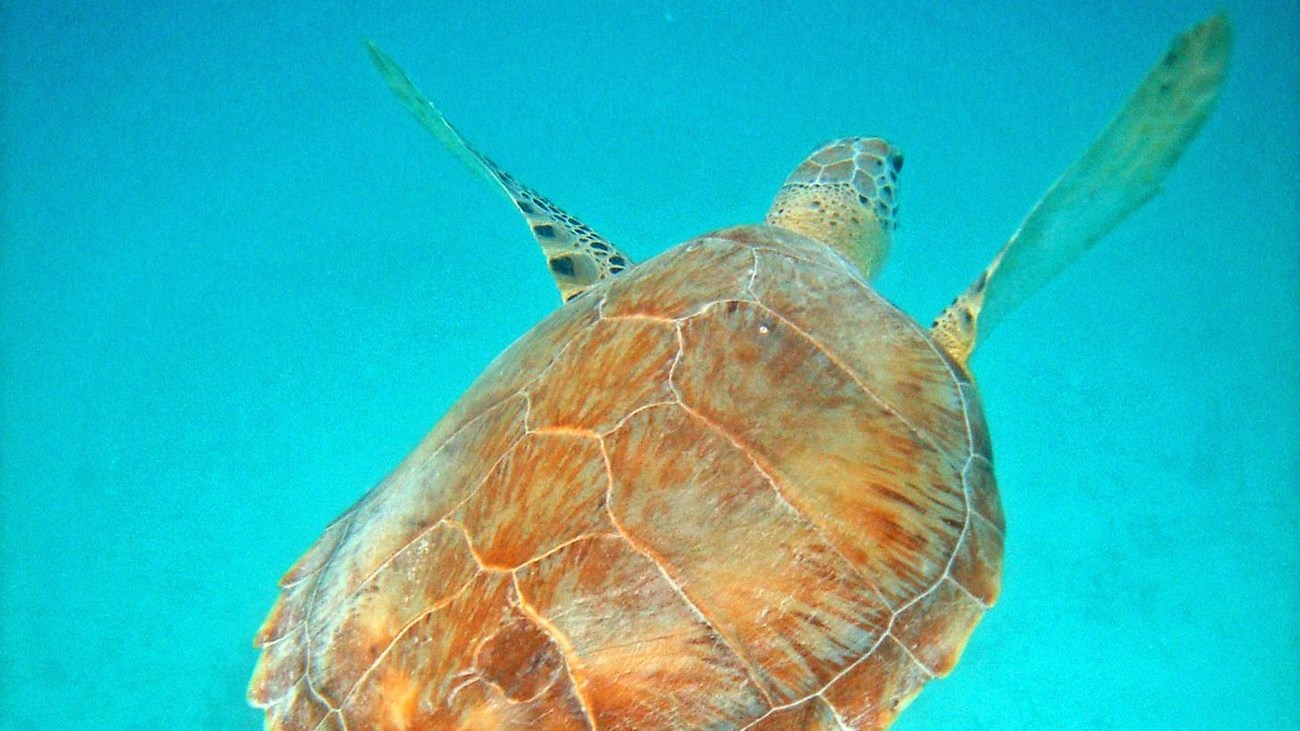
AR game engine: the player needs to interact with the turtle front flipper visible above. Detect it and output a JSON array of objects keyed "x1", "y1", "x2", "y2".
[
  {"x1": 932, "y1": 13, "x2": 1230, "y2": 365},
  {"x1": 366, "y1": 42, "x2": 633, "y2": 303}
]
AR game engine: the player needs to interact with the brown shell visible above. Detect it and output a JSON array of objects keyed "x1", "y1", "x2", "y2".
[{"x1": 249, "y1": 225, "x2": 1004, "y2": 730}]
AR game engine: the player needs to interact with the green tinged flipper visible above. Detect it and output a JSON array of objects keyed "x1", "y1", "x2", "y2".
[
  {"x1": 932, "y1": 14, "x2": 1230, "y2": 365},
  {"x1": 366, "y1": 41, "x2": 633, "y2": 303}
]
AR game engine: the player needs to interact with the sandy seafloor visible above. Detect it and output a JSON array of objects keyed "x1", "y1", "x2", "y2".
[{"x1": 1, "y1": 1, "x2": 1296, "y2": 728}]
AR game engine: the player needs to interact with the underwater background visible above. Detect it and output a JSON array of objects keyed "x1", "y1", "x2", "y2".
[{"x1": 1, "y1": 1, "x2": 1296, "y2": 728}]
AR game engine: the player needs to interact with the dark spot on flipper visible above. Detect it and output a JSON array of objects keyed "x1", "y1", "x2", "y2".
[
  {"x1": 609, "y1": 255, "x2": 626, "y2": 268},
  {"x1": 890, "y1": 153, "x2": 904, "y2": 173},
  {"x1": 590, "y1": 241, "x2": 610, "y2": 253},
  {"x1": 517, "y1": 201, "x2": 535, "y2": 215},
  {"x1": 533, "y1": 224, "x2": 556, "y2": 238},
  {"x1": 549, "y1": 255, "x2": 576, "y2": 277}
]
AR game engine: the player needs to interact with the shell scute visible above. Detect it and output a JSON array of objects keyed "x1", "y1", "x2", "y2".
[
  {"x1": 525, "y1": 317, "x2": 678, "y2": 432},
  {"x1": 819, "y1": 635, "x2": 931, "y2": 729},
  {"x1": 300, "y1": 395, "x2": 528, "y2": 632},
  {"x1": 253, "y1": 226, "x2": 999, "y2": 729},
  {"x1": 605, "y1": 402, "x2": 892, "y2": 704},
  {"x1": 964, "y1": 454, "x2": 1003, "y2": 533},
  {"x1": 749, "y1": 248, "x2": 971, "y2": 464},
  {"x1": 747, "y1": 696, "x2": 842, "y2": 730},
  {"x1": 452, "y1": 431, "x2": 612, "y2": 569},
  {"x1": 426, "y1": 298, "x2": 601, "y2": 448},
  {"x1": 948, "y1": 496, "x2": 1004, "y2": 607},
  {"x1": 600, "y1": 235, "x2": 756, "y2": 320},
  {"x1": 513, "y1": 533, "x2": 771, "y2": 728},
  {"x1": 673, "y1": 295, "x2": 969, "y2": 609},
  {"x1": 889, "y1": 577, "x2": 986, "y2": 676}
]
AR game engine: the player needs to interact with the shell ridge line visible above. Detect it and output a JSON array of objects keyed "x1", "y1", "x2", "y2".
[
  {"x1": 528, "y1": 312, "x2": 603, "y2": 386},
  {"x1": 744, "y1": 247, "x2": 762, "y2": 299},
  {"x1": 597, "y1": 312, "x2": 679, "y2": 325},
  {"x1": 440, "y1": 517, "x2": 496, "y2": 572},
  {"x1": 334, "y1": 572, "x2": 482, "y2": 713},
  {"x1": 527, "y1": 424, "x2": 603, "y2": 439},
  {"x1": 405, "y1": 390, "x2": 530, "y2": 495},
  {"x1": 875, "y1": 569, "x2": 955, "y2": 678},
  {"x1": 832, "y1": 264, "x2": 977, "y2": 452},
  {"x1": 256, "y1": 620, "x2": 303, "y2": 651},
  {"x1": 509, "y1": 573, "x2": 599, "y2": 731},
  {"x1": 597, "y1": 398, "x2": 682, "y2": 437},
  {"x1": 948, "y1": 568, "x2": 990, "y2": 610},
  {"x1": 446, "y1": 508, "x2": 619, "y2": 573},
  {"x1": 301, "y1": 513, "x2": 357, "y2": 715},
  {"x1": 966, "y1": 454, "x2": 1003, "y2": 535},
  {"x1": 345, "y1": 427, "x2": 529, "y2": 600},
  {"x1": 665, "y1": 386, "x2": 893, "y2": 613},
  {"x1": 894, "y1": 635, "x2": 938, "y2": 679},
  {"x1": 739, "y1": 619, "x2": 899, "y2": 730},
  {"x1": 584, "y1": 323, "x2": 692, "y2": 440},
  {"x1": 311, "y1": 708, "x2": 346, "y2": 731},
  {"x1": 271, "y1": 515, "x2": 351, "y2": 713},
  {"x1": 820, "y1": 693, "x2": 855, "y2": 731},
  {"x1": 324, "y1": 392, "x2": 527, "y2": 609},
  {"x1": 597, "y1": 434, "x2": 778, "y2": 711},
  {"x1": 893, "y1": 308, "x2": 987, "y2": 619},
  {"x1": 747, "y1": 265, "x2": 951, "y2": 462},
  {"x1": 758, "y1": 255, "x2": 991, "y2": 659},
  {"x1": 938, "y1": 457, "x2": 990, "y2": 610},
  {"x1": 750, "y1": 245, "x2": 822, "y2": 269},
  {"x1": 970, "y1": 504, "x2": 1003, "y2": 537}
]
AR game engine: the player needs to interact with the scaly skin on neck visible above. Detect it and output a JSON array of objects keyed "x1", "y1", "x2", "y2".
[{"x1": 765, "y1": 137, "x2": 902, "y2": 279}]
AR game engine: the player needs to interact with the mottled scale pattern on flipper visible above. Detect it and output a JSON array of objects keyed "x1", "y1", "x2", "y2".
[
  {"x1": 365, "y1": 41, "x2": 633, "y2": 302},
  {"x1": 252, "y1": 225, "x2": 1001, "y2": 730},
  {"x1": 489, "y1": 163, "x2": 634, "y2": 301}
]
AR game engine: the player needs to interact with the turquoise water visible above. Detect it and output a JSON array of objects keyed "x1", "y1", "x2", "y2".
[{"x1": 2, "y1": 1, "x2": 1296, "y2": 728}]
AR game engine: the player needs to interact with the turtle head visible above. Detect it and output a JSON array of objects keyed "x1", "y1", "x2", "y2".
[{"x1": 765, "y1": 137, "x2": 902, "y2": 279}]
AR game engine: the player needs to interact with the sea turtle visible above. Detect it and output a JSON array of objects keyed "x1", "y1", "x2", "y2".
[{"x1": 249, "y1": 14, "x2": 1229, "y2": 730}]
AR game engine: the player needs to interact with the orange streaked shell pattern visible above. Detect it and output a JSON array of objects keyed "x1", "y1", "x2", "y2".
[{"x1": 249, "y1": 225, "x2": 1004, "y2": 730}]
